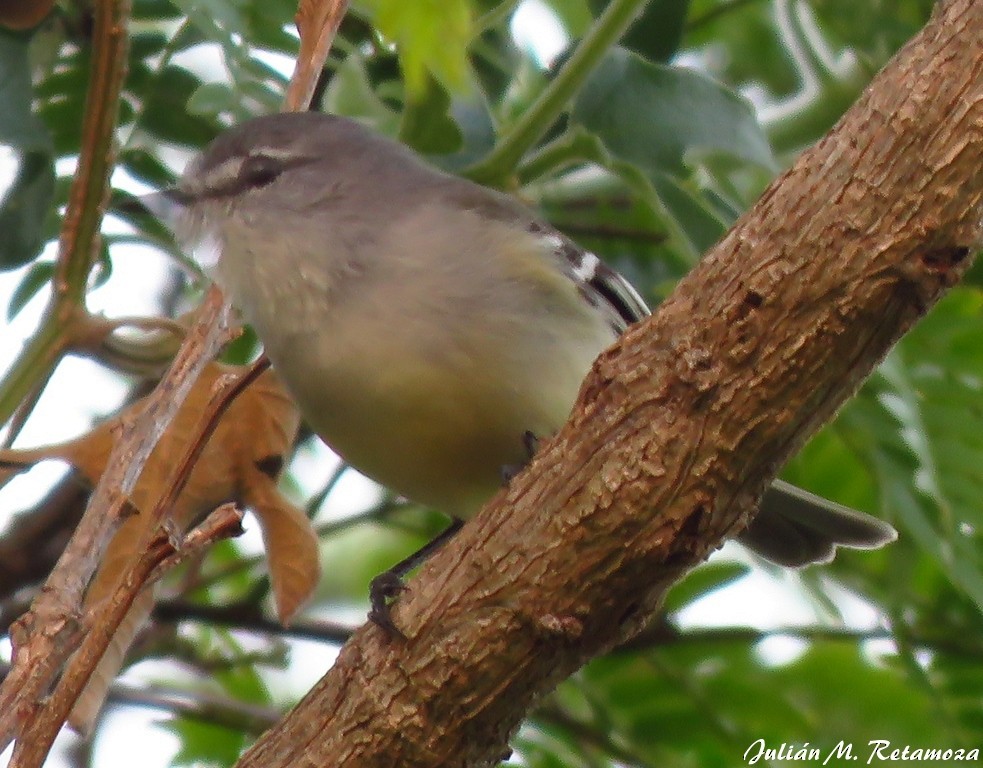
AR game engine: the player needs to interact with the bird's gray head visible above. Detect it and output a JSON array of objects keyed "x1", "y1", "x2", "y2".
[
  {"x1": 177, "y1": 112, "x2": 360, "y2": 203},
  {"x1": 156, "y1": 112, "x2": 424, "y2": 251}
]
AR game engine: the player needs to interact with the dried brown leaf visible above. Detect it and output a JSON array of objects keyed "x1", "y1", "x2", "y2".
[
  {"x1": 0, "y1": 363, "x2": 314, "y2": 731},
  {"x1": 245, "y1": 471, "x2": 321, "y2": 624}
]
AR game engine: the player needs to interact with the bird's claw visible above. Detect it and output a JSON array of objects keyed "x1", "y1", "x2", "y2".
[
  {"x1": 500, "y1": 430, "x2": 541, "y2": 485},
  {"x1": 368, "y1": 571, "x2": 409, "y2": 639}
]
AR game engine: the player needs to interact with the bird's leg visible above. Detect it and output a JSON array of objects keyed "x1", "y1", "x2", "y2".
[
  {"x1": 500, "y1": 430, "x2": 541, "y2": 484},
  {"x1": 369, "y1": 518, "x2": 465, "y2": 637},
  {"x1": 371, "y1": 430, "x2": 541, "y2": 636}
]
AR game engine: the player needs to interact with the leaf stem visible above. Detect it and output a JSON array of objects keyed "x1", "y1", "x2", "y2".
[
  {"x1": 465, "y1": 0, "x2": 648, "y2": 185},
  {"x1": 0, "y1": 0, "x2": 132, "y2": 438}
]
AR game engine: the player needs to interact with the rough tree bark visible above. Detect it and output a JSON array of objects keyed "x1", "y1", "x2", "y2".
[{"x1": 237, "y1": 2, "x2": 983, "y2": 766}]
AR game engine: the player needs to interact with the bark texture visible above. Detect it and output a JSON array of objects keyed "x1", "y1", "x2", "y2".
[{"x1": 237, "y1": 2, "x2": 983, "y2": 766}]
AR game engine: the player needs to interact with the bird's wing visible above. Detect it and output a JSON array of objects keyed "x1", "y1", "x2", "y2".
[{"x1": 530, "y1": 222, "x2": 651, "y2": 333}]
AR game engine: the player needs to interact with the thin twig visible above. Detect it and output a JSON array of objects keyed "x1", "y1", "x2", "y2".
[
  {"x1": 0, "y1": 288, "x2": 235, "y2": 751},
  {"x1": 0, "y1": 0, "x2": 139, "y2": 746},
  {"x1": 10, "y1": 505, "x2": 244, "y2": 768},
  {"x1": 534, "y1": 704, "x2": 654, "y2": 768},
  {"x1": 0, "y1": 0, "x2": 133, "y2": 435},
  {"x1": 184, "y1": 498, "x2": 405, "y2": 594},
  {"x1": 150, "y1": 355, "x2": 270, "y2": 520},
  {"x1": 105, "y1": 681, "x2": 281, "y2": 735},
  {"x1": 304, "y1": 461, "x2": 350, "y2": 517},
  {"x1": 153, "y1": 598, "x2": 355, "y2": 644},
  {"x1": 465, "y1": 0, "x2": 650, "y2": 185},
  {"x1": 285, "y1": 0, "x2": 351, "y2": 112}
]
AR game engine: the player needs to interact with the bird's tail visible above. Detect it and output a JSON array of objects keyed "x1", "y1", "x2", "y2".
[{"x1": 737, "y1": 479, "x2": 897, "y2": 567}]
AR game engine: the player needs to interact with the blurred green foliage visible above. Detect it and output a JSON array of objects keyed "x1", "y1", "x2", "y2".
[{"x1": 2, "y1": 0, "x2": 979, "y2": 766}]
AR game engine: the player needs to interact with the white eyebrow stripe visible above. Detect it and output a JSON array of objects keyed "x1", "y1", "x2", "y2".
[
  {"x1": 184, "y1": 156, "x2": 244, "y2": 196},
  {"x1": 246, "y1": 146, "x2": 306, "y2": 161}
]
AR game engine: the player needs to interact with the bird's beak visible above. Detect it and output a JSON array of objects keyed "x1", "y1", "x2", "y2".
[{"x1": 117, "y1": 188, "x2": 192, "y2": 230}]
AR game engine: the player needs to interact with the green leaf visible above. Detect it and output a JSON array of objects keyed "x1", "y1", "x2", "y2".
[
  {"x1": 399, "y1": 74, "x2": 463, "y2": 155},
  {"x1": 590, "y1": 0, "x2": 691, "y2": 62},
  {"x1": 563, "y1": 640, "x2": 953, "y2": 765},
  {"x1": 6, "y1": 260, "x2": 54, "y2": 319},
  {"x1": 433, "y1": 95, "x2": 497, "y2": 172},
  {"x1": 359, "y1": 0, "x2": 473, "y2": 96},
  {"x1": 187, "y1": 82, "x2": 238, "y2": 118},
  {"x1": 137, "y1": 65, "x2": 220, "y2": 146},
  {"x1": 867, "y1": 288, "x2": 983, "y2": 612},
  {"x1": 130, "y1": 30, "x2": 170, "y2": 59},
  {"x1": 132, "y1": 0, "x2": 182, "y2": 20},
  {"x1": 0, "y1": 151, "x2": 55, "y2": 270},
  {"x1": 809, "y1": 0, "x2": 933, "y2": 62},
  {"x1": 214, "y1": 638, "x2": 274, "y2": 705},
  {"x1": 119, "y1": 147, "x2": 177, "y2": 188},
  {"x1": 92, "y1": 240, "x2": 113, "y2": 289},
  {"x1": 321, "y1": 53, "x2": 400, "y2": 136},
  {"x1": 168, "y1": 0, "x2": 245, "y2": 37},
  {"x1": 651, "y1": 172, "x2": 729, "y2": 255},
  {"x1": 686, "y1": 0, "x2": 800, "y2": 96},
  {"x1": 571, "y1": 46, "x2": 774, "y2": 175},
  {"x1": 168, "y1": 718, "x2": 247, "y2": 767},
  {"x1": 39, "y1": 96, "x2": 86, "y2": 157},
  {"x1": 0, "y1": 30, "x2": 55, "y2": 269},
  {"x1": 542, "y1": 0, "x2": 593, "y2": 37},
  {"x1": 240, "y1": 0, "x2": 298, "y2": 51},
  {"x1": 0, "y1": 31, "x2": 51, "y2": 149},
  {"x1": 662, "y1": 561, "x2": 751, "y2": 614}
]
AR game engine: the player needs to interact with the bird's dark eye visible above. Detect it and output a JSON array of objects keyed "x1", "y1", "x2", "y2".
[{"x1": 239, "y1": 155, "x2": 283, "y2": 189}]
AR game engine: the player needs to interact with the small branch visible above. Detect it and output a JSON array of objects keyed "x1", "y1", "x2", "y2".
[
  {"x1": 304, "y1": 462, "x2": 350, "y2": 516},
  {"x1": 0, "y1": 0, "x2": 132, "y2": 434},
  {"x1": 285, "y1": 0, "x2": 350, "y2": 112},
  {"x1": 84, "y1": 318, "x2": 188, "y2": 377},
  {"x1": 534, "y1": 704, "x2": 652, "y2": 767},
  {"x1": 0, "y1": 665, "x2": 284, "y2": 736},
  {"x1": 105, "y1": 681, "x2": 281, "y2": 735},
  {"x1": 149, "y1": 355, "x2": 270, "y2": 521},
  {"x1": 0, "y1": 318, "x2": 65, "y2": 444},
  {"x1": 624, "y1": 621, "x2": 983, "y2": 659},
  {"x1": 153, "y1": 599, "x2": 356, "y2": 645},
  {"x1": 54, "y1": 3, "x2": 131, "y2": 301},
  {"x1": 9, "y1": 505, "x2": 244, "y2": 768},
  {"x1": 0, "y1": 287, "x2": 235, "y2": 751},
  {"x1": 146, "y1": 506, "x2": 246, "y2": 583},
  {"x1": 465, "y1": 0, "x2": 649, "y2": 185},
  {"x1": 617, "y1": 622, "x2": 895, "y2": 653},
  {"x1": 183, "y1": 499, "x2": 404, "y2": 594},
  {"x1": 515, "y1": 133, "x2": 591, "y2": 184}
]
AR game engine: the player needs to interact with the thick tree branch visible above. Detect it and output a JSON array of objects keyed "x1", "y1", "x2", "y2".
[{"x1": 235, "y1": 2, "x2": 983, "y2": 766}]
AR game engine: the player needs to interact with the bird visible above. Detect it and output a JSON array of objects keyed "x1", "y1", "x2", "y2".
[{"x1": 144, "y1": 111, "x2": 896, "y2": 630}]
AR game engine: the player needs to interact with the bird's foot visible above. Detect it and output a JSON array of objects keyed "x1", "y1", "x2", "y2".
[
  {"x1": 368, "y1": 571, "x2": 408, "y2": 639},
  {"x1": 500, "y1": 430, "x2": 541, "y2": 484},
  {"x1": 522, "y1": 430, "x2": 540, "y2": 458}
]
